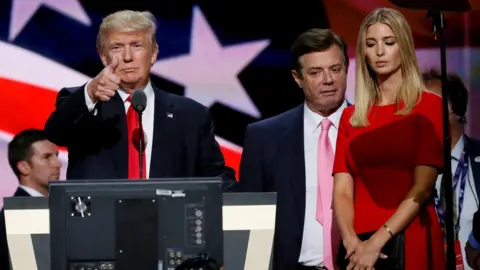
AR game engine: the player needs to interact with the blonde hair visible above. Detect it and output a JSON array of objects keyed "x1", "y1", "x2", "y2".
[
  {"x1": 96, "y1": 10, "x2": 157, "y2": 52},
  {"x1": 351, "y1": 7, "x2": 424, "y2": 127}
]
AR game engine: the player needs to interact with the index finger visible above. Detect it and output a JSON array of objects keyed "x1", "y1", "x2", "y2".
[{"x1": 345, "y1": 248, "x2": 355, "y2": 259}]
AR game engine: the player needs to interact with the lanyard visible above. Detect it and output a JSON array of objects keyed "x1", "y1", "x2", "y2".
[{"x1": 434, "y1": 150, "x2": 469, "y2": 236}]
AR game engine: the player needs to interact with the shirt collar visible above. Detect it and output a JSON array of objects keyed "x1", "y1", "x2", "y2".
[
  {"x1": 303, "y1": 99, "x2": 347, "y2": 133},
  {"x1": 452, "y1": 135, "x2": 465, "y2": 161},
  {"x1": 118, "y1": 81, "x2": 154, "y2": 103},
  {"x1": 19, "y1": 185, "x2": 45, "y2": 197}
]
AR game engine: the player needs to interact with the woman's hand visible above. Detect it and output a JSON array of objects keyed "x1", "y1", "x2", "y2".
[
  {"x1": 347, "y1": 239, "x2": 387, "y2": 270},
  {"x1": 343, "y1": 235, "x2": 361, "y2": 259}
]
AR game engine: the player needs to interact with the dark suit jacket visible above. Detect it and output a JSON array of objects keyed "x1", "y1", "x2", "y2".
[
  {"x1": 0, "y1": 187, "x2": 32, "y2": 270},
  {"x1": 238, "y1": 102, "x2": 350, "y2": 269},
  {"x1": 238, "y1": 104, "x2": 308, "y2": 269},
  {"x1": 465, "y1": 136, "x2": 480, "y2": 201},
  {"x1": 465, "y1": 136, "x2": 480, "y2": 243},
  {"x1": 44, "y1": 83, "x2": 236, "y2": 190},
  {"x1": 473, "y1": 209, "x2": 480, "y2": 246}
]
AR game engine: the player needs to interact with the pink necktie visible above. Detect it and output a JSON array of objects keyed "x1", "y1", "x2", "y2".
[{"x1": 316, "y1": 118, "x2": 339, "y2": 270}]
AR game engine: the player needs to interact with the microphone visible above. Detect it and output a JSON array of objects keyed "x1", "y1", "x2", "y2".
[
  {"x1": 387, "y1": 1, "x2": 471, "y2": 270},
  {"x1": 131, "y1": 90, "x2": 147, "y2": 179},
  {"x1": 388, "y1": 0, "x2": 471, "y2": 12},
  {"x1": 131, "y1": 90, "x2": 147, "y2": 113}
]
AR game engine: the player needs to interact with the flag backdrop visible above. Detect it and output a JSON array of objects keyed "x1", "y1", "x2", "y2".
[{"x1": 1, "y1": 0, "x2": 479, "y2": 207}]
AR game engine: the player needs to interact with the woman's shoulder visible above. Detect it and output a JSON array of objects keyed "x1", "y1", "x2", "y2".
[
  {"x1": 342, "y1": 104, "x2": 355, "y2": 116},
  {"x1": 419, "y1": 90, "x2": 442, "y2": 106},
  {"x1": 339, "y1": 105, "x2": 355, "y2": 124},
  {"x1": 336, "y1": 106, "x2": 356, "y2": 136},
  {"x1": 413, "y1": 90, "x2": 443, "y2": 120}
]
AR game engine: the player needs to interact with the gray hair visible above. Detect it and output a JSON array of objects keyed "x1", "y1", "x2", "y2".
[{"x1": 96, "y1": 10, "x2": 157, "y2": 52}]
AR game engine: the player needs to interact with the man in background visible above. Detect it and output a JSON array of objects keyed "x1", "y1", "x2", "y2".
[
  {"x1": 423, "y1": 69, "x2": 480, "y2": 270},
  {"x1": 0, "y1": 128, "x2": 61, "y2": 269},
  {"x1": 239, "y1": 28, "x2": 349, "y2": 270},
  {"x1": 465, "y1": 209, "x2": 480, "y2": 269}
]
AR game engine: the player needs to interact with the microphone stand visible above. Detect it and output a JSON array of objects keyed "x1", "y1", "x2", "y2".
[
  {"x1": 427, "y1": 10, "x2": 455, "y2": 270},
  {"x1": 138, "y1": 111, "x2": 145, "y2": 179}
]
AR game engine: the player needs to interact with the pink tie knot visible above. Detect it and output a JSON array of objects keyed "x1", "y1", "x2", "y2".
[{"x1": 320, "y1": 118, "x2": 333, "y2": 131}]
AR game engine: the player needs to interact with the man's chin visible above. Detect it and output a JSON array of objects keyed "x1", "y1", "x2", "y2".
[{"x1": 121, "y1": 76, "x2": 142, "y2": 85}]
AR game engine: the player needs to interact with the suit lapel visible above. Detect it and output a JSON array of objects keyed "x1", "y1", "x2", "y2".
[
  {"x1": 277, "y1": 105, "x2": 306, "y2": 224},
  {"x1": 102, "y1": 93, "x2": 129, "y2": 178},
  {"x1": 465, "y1": 136, "x2": 480, "y2": 200},
  {"x1": 277, "y1": 100, "x2": 348, "y2": 225},
  {"x1": 149, "y1": 88, "x2": 178, "y2": 178},
  {"x1": 14, "y1": 187, "x2": 31, "y2": 197}
]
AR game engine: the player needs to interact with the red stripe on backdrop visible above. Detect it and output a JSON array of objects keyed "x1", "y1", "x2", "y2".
[
  {"x1": 0, "y1": 77, "x2": 241, "y2": 180},
  {"x1": 0, "y1": 77, "x2": 57, "y2": 135},
  {"x1": 220, "y1": 147, "x2": 241, "y2": 181}
]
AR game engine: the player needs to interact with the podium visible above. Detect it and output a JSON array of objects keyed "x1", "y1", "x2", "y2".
[{"x1": 3, "y1": 192, "x2": 276, "y2": 270}]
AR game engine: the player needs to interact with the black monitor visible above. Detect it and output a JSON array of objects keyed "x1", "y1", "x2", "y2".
[{"x1": 49, "y1": 178, "x2": 223, "y2": 270}]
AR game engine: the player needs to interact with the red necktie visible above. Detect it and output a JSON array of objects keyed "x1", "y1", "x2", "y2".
[{"x1": 126, "y1": 95, "x2": 146, "y2": 179}]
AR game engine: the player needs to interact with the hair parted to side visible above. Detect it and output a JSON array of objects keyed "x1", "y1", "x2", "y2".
[
  {"x1": 423, "y1": 68, "x2": 469, "y2": 119},
  {"x1": 8, "y1": 129, "x2": 46, "y2": 178},
  {"x1": 291, "y1": 28, "x2": 349, "y2": 75},
  {"x1": 96, "y1": 10, "x2": 158, "y2": 52},
  {"x1": 351, "y1": 7, "x2": 424, "y2": 127}
]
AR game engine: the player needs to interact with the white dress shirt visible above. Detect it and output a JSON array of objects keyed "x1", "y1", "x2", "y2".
[
  {"x1": 19, "y1": 185, "x2": 44, "y2": 197},
  {"x1": 435, "y1": 136, "x2": 479, "y2": 270},
  {"x1": 84, "y1": 82, "x2": 155, "y2": 178},
  {"x1": 299, "y1": 100, "x2": 347, "y2": 266}
]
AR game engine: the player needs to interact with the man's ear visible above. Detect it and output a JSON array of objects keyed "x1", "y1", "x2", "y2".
[
  {"x1": 100, "y1": 54, "x2": 108, "y2": 67},
  {"x1": 150, "y1": 43, "x2": 159, "y2": 65},
  {"x1": 292, "y1": 69, "x2": 302, "y2": 88},
  {"x1": 17, "y1": 161, "x2": 31, "y2": 176},
  {"x1": 96, "y1": 45, "x2": 109, "y2": 67}
]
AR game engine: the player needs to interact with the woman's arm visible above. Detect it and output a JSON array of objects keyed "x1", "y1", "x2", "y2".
[
  {"x1": 333, "y1": 172, "x2": 359, "y2": 256},
  {"x1": 369, "y1": 165, "x2": 438, "y2": 249},
  {"x1": 348, "y1": 165, "x2": 438, "y2": 269}
]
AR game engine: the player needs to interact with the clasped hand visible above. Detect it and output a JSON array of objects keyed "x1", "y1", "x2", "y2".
[
  {"x1": 345, "y1": 238, "x2": 387, "y2": 270},
  {"x1": 465, "y1": 241, "x2": 480, "y2": 269}
]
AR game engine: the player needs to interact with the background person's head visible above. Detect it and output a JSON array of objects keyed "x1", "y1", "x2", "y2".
[
  {"x1": 8, "y1": 129, "x2": 61, "y2": 196},
  {"x1": 291, "y1": 28, "x2": 349, "y2": 116},
  {"x1": 423, "y1": 68, "x2": 468, "y2": 146}
]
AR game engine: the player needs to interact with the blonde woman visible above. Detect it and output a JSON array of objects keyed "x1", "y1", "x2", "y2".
[{"x1": 332, "y1": 8, "x2": 446, "y2": 270}]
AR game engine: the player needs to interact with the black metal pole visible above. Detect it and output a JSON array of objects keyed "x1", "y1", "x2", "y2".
[
  {"x1": 427, "y1": 10, "x2": 455, "y2": 270},
  {"x1": 138, "y1": 112, "x2": 144, "y2": 179}
]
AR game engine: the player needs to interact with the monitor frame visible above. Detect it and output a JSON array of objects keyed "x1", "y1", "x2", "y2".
[{"x1": 49, "y1": 177, "x2": 224, "y2": 270}]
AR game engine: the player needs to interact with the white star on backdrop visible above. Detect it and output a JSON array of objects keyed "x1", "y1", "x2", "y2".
[
  {"x1": 9, "y1": 0, "x2": 91, "y2": 41},
  {"x1": 151, "y1": 6, "x2": 269, "y2": 118}
]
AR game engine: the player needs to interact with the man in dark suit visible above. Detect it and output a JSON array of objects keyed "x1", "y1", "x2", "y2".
[
  {"x1": 465, "y1": 209, "x2": 480, "y2": 269},
  {"x1": 238, "y1": 29, "x2": 350, "y2": 270},
  {"x1": 1, "y1": 129, "x2": 61, "y2": 269},
  {"x1": 424, "y1": 70, "x2": 480, "y2": 270},
  {"x1": 43, "y1": 10, "x2": 235, "y2": 189}
]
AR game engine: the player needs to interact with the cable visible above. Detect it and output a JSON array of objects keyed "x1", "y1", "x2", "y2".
[{"x1": 175, "y1": 252, "x2": 221, "y2": 270}]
